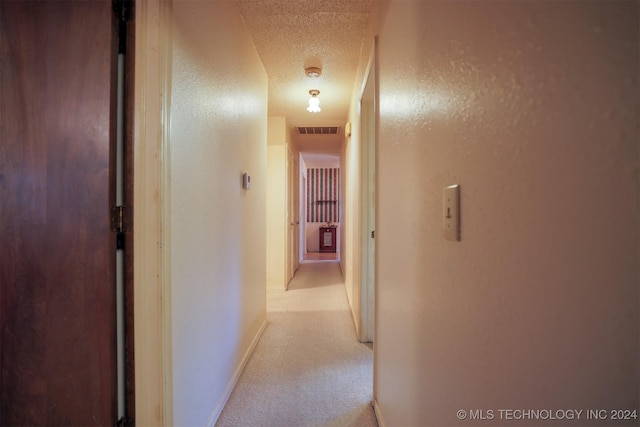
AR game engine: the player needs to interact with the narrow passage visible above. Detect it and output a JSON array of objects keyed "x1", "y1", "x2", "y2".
[{"x1": 216, "y1": 260, "x2": 377, "y2": 427}]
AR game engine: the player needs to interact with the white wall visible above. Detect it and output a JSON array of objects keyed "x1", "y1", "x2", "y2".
[
  {"x1": 374, "y1": 1, "x2": 639, "y2": 426},
  {"x1": 168, "y1": 1, "x2": 268, "y2": 425}
]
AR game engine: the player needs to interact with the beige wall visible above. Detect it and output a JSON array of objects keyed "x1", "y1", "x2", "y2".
[
  {"x1": 374, "y1": 1, "x2": 639, "y2": 426},
  {"x1": 343, "y1": 1, "x2": 382, "y2": 342},
  {"x1": 267, "y1": 117, "x2": 288, "y2": 289},
  {"x1": 343, "y1": 107, "x2": 362, "y2": 334},
  {"x1": 168, "y1": 1, "x2": 268, "y2": 425}
]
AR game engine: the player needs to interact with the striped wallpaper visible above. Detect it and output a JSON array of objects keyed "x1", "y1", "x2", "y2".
[{"x1": 307, "y1": 168, "x2": 339, "y2": 223}]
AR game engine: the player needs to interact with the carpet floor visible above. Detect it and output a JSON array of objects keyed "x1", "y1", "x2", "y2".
[{"x1": 215, "y1": 260, "x2": 378, "y2": 427}]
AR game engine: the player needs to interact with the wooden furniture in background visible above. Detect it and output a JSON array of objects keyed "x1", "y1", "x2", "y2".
[{"x1": 319, "y1": 227, "x2": 337, "y2": 253}]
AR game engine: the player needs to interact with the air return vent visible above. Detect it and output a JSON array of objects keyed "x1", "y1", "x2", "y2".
[{"x1": 296, "y1": 126, "x2": 340, "y2": 135}]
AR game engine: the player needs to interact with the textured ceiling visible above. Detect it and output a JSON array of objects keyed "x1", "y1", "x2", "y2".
[{"x1": 236, "y1": 0, "x2": 373, "y2": 152}]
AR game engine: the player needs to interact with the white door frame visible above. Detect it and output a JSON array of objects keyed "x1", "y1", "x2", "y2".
[{"x1": 359, "y1": 39, "x2": 378, "y2": 343}]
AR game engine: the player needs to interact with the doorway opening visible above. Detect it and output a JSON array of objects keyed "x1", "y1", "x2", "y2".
[
  {"x1": 359, "y1": 39, "x2": 377, "y2": 344},
  {"x1": 299, "y1": 153, "x2": 341, "y2": 263}
]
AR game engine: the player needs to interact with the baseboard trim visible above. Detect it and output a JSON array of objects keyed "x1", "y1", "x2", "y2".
[
  {"x1": 206, "y1": 317, "x2": 269, "y2": 427},
  {"x1": 373, "y1": 399, "x2": 386, "y2": 427}
]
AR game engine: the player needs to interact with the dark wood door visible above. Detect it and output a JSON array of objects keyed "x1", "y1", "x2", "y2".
[{"x1": 0, "y1": 1, "x2": 118, "y2": 425}]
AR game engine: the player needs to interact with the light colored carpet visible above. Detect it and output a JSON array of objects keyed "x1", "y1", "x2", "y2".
[{"x1": 216, "y1": 260, "x2": 378, "y2": 427}]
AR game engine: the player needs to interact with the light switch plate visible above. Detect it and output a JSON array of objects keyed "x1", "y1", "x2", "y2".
[{"x1": 443, "y1": 185, "x2": 460, "y2": 241}]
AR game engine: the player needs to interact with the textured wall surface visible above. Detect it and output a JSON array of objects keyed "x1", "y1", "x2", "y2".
[
  {"x1": 375, "y1": 1, "x2": 639, "y2": 425},
  {"x1": 169, "y1": 1, "x2": 268, "y2": 425}
]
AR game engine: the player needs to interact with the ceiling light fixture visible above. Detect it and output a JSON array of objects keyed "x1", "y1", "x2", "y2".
[
  {"x1": 307, "y1": 89, "x2": 321, "y2": 113},
  {"x1": 305, "y1": 66, "x2": 322, "y2": 78}
]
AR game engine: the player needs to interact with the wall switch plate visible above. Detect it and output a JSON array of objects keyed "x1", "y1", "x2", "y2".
[
  {"x1": 443, "y1": 185, "x2": 460, "y2": 241},
  {"x1": 242, "y1": 172, "x2": 251, "y2": 190}
]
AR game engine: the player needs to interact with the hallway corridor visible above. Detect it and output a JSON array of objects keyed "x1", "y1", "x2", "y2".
[{"x1": 216, "y1": 261, "x2": 377, "y2": 427}]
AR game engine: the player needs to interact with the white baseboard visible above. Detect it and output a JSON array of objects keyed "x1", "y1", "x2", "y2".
[
  {"x1": 206, "y1": 317, "x2": 269, "y2": 427},
  {"x1": 373, "y1": 399, "x2": 386, "y2": 427}
]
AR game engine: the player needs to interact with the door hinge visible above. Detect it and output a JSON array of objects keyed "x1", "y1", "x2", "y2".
[
  {"x1": 111, "y1": 205, "x2": 131, "y2": 233},
  {"x1": 371, "y1": 230, "x2": 375, "y2": 238}
]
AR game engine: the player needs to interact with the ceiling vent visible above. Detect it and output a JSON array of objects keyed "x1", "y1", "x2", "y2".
[{"x1": 296, "y1": 126, "x2": 340, "y2": 135}]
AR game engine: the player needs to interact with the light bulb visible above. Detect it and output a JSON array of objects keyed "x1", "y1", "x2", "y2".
[
  {"x1": 307, "y1": 90, "x2": 321, "y2": 113},
  {"x1": 307, "y1": 97, "x2": 321, "y2": 113}
]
